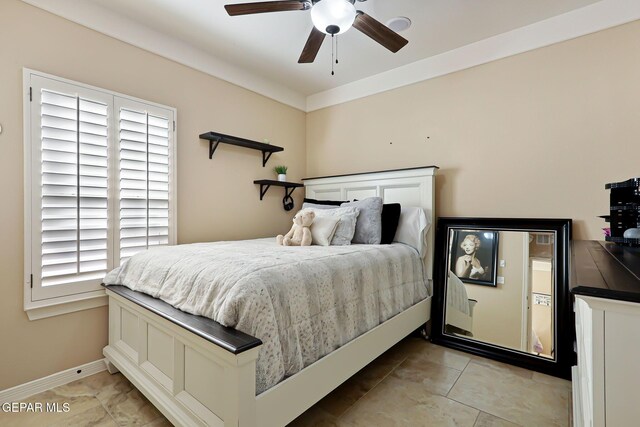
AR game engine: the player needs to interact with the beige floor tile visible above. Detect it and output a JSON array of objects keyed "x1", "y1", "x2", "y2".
[
  {"x1": 288, "y1": 406, "x2": 339, "y2": 427},
  {"x1": 448, "y1": 362, "x2": 569, "y2": 427},
  {"x1": 469, "y1": 356, "x2": 533, "y2": 380},
  {"x1": 0, "y1": 384, "x2": 104, "y2": 427},
  {"x1": 1, "y1": 343, "x2": 571, "y2": 427},
  {"x1": 91, "y1": 372, "x2": 137, "y2": 406},
  {"x1": 316, "y1": 341, "x2": 409, "y2": 417},
  {"x1": 391, "y1": 358, "x2": 462, "y2": 396},
  {"x1": 143, "y1": 416, "x2": 174, "y2": 426},
  {"x1": 474, "y1": 412, "x2": 521, "y2": 427},
  {"x1": 386, "y1": 336, "x2": 430, "y2": 359},
  {"x1": 77, "y1": 371, "x2": 129, "y2": 393},
  {"x1": 102, "y1": 386, "x2": 163, "y2": 426},
  {"x1": 531, "y1": 372, "x2": 571, "y2": 390},
  {"x1": 0, "y1": 411, "x2": 82, "y2": 427},
  {"x1": 406, "y1": 342, "x2": 472, "y2": 371},
  {"x1": 340, "y1": 375, "x2": 479, "y2": 427},
  {"x1": 48, "y1": 404, "x2": 118, "y2": 427}
]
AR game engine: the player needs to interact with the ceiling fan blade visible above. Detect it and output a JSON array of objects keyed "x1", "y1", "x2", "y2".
[
  {"x1": 353, "y1": 12, "x2": 408, "y2": 53},
  {"x1": 225, "y1": 1, "x2": 306, "y2": 16},
  {"x1": 298, "y1": 27, "x2": 326, "y2": 63}
]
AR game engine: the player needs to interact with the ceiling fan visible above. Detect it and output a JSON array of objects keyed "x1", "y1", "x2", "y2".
[{"x1": 224, "y1": 0, "x2": 409, "y2": 64}]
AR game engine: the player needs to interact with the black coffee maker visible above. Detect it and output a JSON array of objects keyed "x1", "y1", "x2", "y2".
[{"x1": 604, "y1": 177, "x2": 640, "y2": 245}]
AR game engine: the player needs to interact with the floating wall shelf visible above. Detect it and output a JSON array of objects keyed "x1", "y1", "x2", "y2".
[
  {"x1": 254, "y1": 180, "x2": 304, "y2": 201},
  {"x1": 199, "y1": 131, "x2": 284, "y2": 167}
]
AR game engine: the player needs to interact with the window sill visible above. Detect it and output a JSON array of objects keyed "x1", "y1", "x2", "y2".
[{"x1": 25, "y1": 290, "x2": 108, "y2": 320}]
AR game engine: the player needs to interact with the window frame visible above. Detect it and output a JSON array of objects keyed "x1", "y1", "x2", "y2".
[{"x1": 23, "y1": 69, "x2": 178, "y2": 320}]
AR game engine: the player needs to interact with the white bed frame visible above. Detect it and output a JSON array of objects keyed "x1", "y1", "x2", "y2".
[{"x1": 103, "y1": 166, "x2": 437, "y2": 427}]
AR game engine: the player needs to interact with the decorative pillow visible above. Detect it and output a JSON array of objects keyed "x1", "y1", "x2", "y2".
[
  {"x1": 341, "y1": 197, "x2": 383, "y2": 244},
  {"x1": 393, "y1": 207, "x2": 430, "y2": 256},
  {"x1": 302, "y1": 202, "x2": 338, "y2": 210},
  {"x1": 303, "y1": 198, "x2": 347, "y2": 206},
  {"x1": 380, "y1": 203, "x2": 401, "y2": 244},
  {"x1": 304, "y1": 206, "x2": 360, "y2": 246},
  {"x1": 310, "y1": 215, "x2": 340, "y2": 246}
]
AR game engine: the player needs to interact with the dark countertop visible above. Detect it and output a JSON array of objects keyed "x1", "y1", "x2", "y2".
[
  {"x1": 570, "y1": 240, "x2": 640, "y2": 303},
  {"x1": 103, "y1": 284, "x2": 262, "y2": 354}
]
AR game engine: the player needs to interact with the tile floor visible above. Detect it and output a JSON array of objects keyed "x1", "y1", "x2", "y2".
[{"x1": 0, "y1": 337, "x2": 572, "y2": 426}]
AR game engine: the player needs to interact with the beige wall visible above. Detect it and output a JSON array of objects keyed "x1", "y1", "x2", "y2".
[
  {"x1": 0, "y1": 0, "x2": 306, "y2": 390},
  {"x1": 307, "y1": 20, "x2": 640, "y2": 241},
  {"x1": 464, "y1": 231, "x2": 525, "y2": 351}
]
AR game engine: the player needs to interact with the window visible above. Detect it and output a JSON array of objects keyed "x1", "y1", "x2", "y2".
[
  {"x1": 116, "y1": 99, "x2": 172, "y2": 265},
  {"x1": 535, "y1": 234, "x2": 552, "y2": 246},
  {"x1": 24, "y1": 70, "x2": 176, "y2": 318}
]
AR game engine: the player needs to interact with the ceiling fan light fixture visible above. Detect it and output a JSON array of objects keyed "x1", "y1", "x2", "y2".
[{"x1": 310, "y1": 0, "x2": 357, "y2": 35}]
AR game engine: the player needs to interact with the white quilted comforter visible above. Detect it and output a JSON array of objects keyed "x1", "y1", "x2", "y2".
[
  {"x1": 103, "y1": 238, "x2": 428, "y2": 394},
  {"x1": 447, "y1": 271, "x2": 472, "y2": 316}
]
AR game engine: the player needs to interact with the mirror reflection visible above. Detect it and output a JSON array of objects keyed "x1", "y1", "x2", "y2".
[{"x1": 444, "y1": 229, "x2": 555, "y2": 359}]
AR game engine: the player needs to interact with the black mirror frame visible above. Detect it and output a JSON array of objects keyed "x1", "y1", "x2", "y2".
[{"x1": 431, "y1": 217, "x2": 574, "y2": 379}]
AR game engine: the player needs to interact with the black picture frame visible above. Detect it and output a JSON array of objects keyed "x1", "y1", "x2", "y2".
[
  {"x1": 431, "y1": 217, "x2": 574, "y2": 380},
  {"x1": 449, "y1": 229, "x2": 499, "y2": 286}
]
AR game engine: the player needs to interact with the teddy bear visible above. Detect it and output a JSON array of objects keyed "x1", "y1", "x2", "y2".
[{"x1": 276, "y1": 209, "x2": 315, "y2": 246}]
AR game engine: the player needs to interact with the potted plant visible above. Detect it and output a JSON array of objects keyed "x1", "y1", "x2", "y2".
[{"x1": 274, "y1": 165, "x2": 288, "y2": 182}]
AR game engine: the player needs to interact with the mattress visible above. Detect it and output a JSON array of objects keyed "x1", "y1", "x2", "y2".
[{"x1": 103, "y1": 238, "x2": 429, "y2": 394}]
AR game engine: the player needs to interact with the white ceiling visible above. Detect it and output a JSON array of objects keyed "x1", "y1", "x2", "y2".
[
  {"x1": 21, "y1": 0, "x2": 640, "y2": 110},
  {"x1": 86, "y1": 0, "x2": 600, "y2": 96}
]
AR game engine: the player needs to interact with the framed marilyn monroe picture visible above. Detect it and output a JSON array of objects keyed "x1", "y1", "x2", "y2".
[{"x1": 449, "y1": 229, "x2": 499, "y2": 286}]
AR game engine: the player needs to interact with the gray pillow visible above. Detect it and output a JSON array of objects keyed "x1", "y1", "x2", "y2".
[{"x1": 341, "y1": 197, "x2": 383, "y2": 244}]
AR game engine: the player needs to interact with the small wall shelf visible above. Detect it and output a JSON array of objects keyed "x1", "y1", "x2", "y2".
[
  {"x1": 200, "y1": 131, "x2": 284, "y2": 167},
  {"x1": 254, "y1": 180, "x2": 303, "y2": 200}
]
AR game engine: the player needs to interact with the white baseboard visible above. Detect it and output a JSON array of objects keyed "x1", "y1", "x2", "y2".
[{"x1": 0, "y1": 359, "x2": 107, "y2": 404}]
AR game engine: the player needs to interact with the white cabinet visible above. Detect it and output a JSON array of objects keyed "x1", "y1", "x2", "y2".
[{"x1": 573, "y1": 295, "x2": 640, "y2": 426}]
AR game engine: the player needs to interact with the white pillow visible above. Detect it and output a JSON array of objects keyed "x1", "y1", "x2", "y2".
[
  {"x1": 304, "y1": 206, "x2": 360, "y2": 246},
  {"x1": 302, "y1": 202, "x2": 337, "y2": 210},
  {"x1": 393, "y1": 207, "x2": 430, "y2": 257},
  {"x1": 310, "y1": 215, "x2": 340, "y2": 246}
]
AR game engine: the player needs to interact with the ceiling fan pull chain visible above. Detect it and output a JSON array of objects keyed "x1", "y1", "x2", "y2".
[
  {"x1": 331, "y1": 34, "x2": 335, "y2": 76},
  {"x1": 336, "y1": 35, "x2": 339, "y2": 64}
]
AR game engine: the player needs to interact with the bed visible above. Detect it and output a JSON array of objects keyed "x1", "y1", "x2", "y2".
[
  {"x1": 102, "y1": 166, "x2": 437, "y2": 427},
  {"x1": 444, "y1": 271, "x2": 477, "y2": 336}
]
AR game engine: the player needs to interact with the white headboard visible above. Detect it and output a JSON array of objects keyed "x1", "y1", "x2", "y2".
[{"x1": 303, "y1": 166, "x2": 438, "y2": 280}]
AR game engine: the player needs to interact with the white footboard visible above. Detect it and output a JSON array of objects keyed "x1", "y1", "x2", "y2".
[
  {"x1": 103, "y1": 290, "x2": 260, "y2": 427},
  {"x1": 104, "y1": 287, "x2": 431, "y2": 427}
]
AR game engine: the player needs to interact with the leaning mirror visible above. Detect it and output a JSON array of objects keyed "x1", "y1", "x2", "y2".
[{"x1": 432, "y1": 218, "x2": 573, "y2": 379}]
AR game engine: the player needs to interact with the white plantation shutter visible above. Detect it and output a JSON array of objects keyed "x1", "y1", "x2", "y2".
[
  {"x1": 30, "y1": 77, "x2": 113, "y2": 301},
  {"x1": 116, "y1": 99, "x2": 173, "y2": 264},
  {"x1": 26, "y1": 72, "x2": 176, "y2": 306}
]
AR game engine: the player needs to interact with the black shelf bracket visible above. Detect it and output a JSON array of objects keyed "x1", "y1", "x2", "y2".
[
  {"x1": 284, "y1": 186, "x2": 297, "y2": 200},
  {"x1": 262, "y1": 151, "x2": 274, "y2": 167},
  {"x1": 209, "y1": 138, "x2": 221, "y2": 159},
  {"x1": 258, "y1": 183, "x2": 271, "y2": 200},
  {"x1": 254, "y1": 179, "x2": 304, "y2": 201}
]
